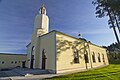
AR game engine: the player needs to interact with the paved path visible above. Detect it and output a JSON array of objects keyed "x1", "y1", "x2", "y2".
[
  {"x1": 0, "y1": 74, "x2": 57, "y2": 80},
  {"x1": 0, "y1": 68, "x2": 53, "y2": 80}
]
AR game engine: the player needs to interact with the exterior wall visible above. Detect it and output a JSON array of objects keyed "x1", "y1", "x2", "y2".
[
  {"x1": 27, "y1": 16, "x2": 48, "y2": 68},
  {"x1": 56, "y1": 32, "x2": 87, "y2": 73},
  {"x1": 41, "y1": 14, "x2": 49, "y2": 33},
  {"x1": 56, "y1": 31, "x2": 109, "y2": 73},
  {"x1": 26, "y1": 43, "x2": 32, "y2": 68},
  {"x1": 34, "y1": 14, "x2": 49, "y2": 35},
  {"x1": 34, "y1": 37, "x2": 41, "y2": 68},
  {"x1": 0, "y1": 54, "x2": 27, "y2": 69},
  {"x1": 35, "y1": 31, "x2": 56, "y2": 73},
  {"x1": 89, "y1": 44, "x2": 109, "y2": 68},
  {"x1": 27, "y1": 12, "x2": 49, "y2": 69}
]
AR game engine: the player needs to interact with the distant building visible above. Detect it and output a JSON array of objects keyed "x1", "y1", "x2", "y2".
[
  {"x1": 0, "y1": 53, "x2": 26, "y2": 70},
  {"x1": 26, "y1": 4, "x2": 109, "y2": 74}
]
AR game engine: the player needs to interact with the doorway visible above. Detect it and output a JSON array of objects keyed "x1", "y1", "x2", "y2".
[
  {"x1": 22, "y1": 61, "x2": 26, "y2": 68},
  {"x1": 30, "y1": 55, "x2": 34, "y2": 69},
  {"x1": 42, "y1": 49, "x2": 47, "y2": 69},
  {"x1": 30, "y1": 46, "x2": 34, "y2": 69}
]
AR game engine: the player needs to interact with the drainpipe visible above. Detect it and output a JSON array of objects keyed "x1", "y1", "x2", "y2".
[{"x1": 88, "y1": 41, "x2": 93, "y2": 68}]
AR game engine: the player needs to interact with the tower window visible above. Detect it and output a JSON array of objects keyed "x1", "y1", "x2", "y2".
[
  {"x1": 98, "y1": 53, "x2": 101, "y2": 62},
  {"x1": 84, "y1": 51, "x2": 89, "y2": 63},
  {"x1": 73, "y1": 49, "x2": 79, "y2": 63},
  {"x1": 92, "y1": 52, "x2": 96, "y2": 63}
]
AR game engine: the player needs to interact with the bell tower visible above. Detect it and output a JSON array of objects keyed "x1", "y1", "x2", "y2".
[
  {"x1": 34, "y1": 3, "x2": 49, "y2": 36},
  {"x1": 28, "y1": 3, "x2": 49, "y2": 69}
]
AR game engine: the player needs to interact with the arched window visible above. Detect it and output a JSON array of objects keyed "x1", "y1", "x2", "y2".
[
  {"x1": 30, "y1": 46, "x2": 34, "y2": 69},
  {"x1": 42, "y1": 49, "x2": 47, "y2": 69},
  {"x1": 102, "y1": 54, "x2": 105, "y2": 62},
  {"x1": 31, "y1": 46, "x2": 35, "y2": 60},
  {"x1": 42, "y1": 49, "x2": 47, "y2": 59},
  {"x1": 92, "y1": 52, "x2": 96, "y2": 63},
  {"x1": 84, "y1": 51, "x2": 89, "y2": 63},
  {"x1": 98, "y1": 53, "x2": 101, "y2": 62},
  {"x1": 74, "y1": 49, "x2": 79, "y2": 63},
  {"x1": 31, "y1": 46, "x2": 34, "y2": 54}
]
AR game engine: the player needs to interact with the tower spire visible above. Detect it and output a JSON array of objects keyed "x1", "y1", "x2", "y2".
[
  {"x1": 39, "y1": 0, "x2": 46, "y2": 14},
  {"x1": 41, "y1": 0, "x2": 44, "y2": 4}
]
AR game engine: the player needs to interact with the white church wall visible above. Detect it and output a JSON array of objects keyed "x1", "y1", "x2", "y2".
[
  {"x1": 41, "y1": 14, "x2": 49, "y2": 33},
  {"x1": 56, "y1": 32, "x2": 88, "y2": 73},
  {"x1": 89, "y1": 44, "x2": 109, "y2": 68},
  {"x1": 55, "y1": 31, "x2": 109, "y2": 73},
  {"x1": 39, "y1": 31, "x2": 56, "y2": 72},
  {"x1": 26, "y1": 43, "x2": 32, "y2": 68}
]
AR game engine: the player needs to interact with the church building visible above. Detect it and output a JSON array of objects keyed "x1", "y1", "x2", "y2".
[{"x1": 26, "y1": 4, "x2": 109, "y2": 74}]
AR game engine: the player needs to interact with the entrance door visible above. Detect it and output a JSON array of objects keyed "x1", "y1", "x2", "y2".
[
  {"x1": 30, "y1": 55, "x2": 34, "y2": 69},
  {"x1": 42, "y1": 49, "x2": 47, "y2": 69},
  {"x1": 22, "y1": 61, "x2": 26, "y2": 68},
  {"x1": 30, "y1": 46, "x2": 34, "y2": 69}
]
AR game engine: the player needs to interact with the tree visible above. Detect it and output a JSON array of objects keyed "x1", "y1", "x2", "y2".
[
  {"x1": 92, "y1": 0, "x2": 120, "y2": 44},
  {"x1": 107, "y1": 42, "x2": 120, "y2": 60}
]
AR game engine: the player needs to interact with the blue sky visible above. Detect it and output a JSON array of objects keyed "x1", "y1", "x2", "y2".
[{"x1": 0, "y1": 0, "x2": 118, "y2": 54}]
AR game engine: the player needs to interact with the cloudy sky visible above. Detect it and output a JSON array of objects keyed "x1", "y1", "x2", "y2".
[{"x1": 0, "y1": 0, "x2": 118, "y2": 54}]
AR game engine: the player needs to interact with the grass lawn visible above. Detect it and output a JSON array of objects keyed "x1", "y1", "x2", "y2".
[{"x1": 47, "y1": 64, "x2": 120, "y2": 80}]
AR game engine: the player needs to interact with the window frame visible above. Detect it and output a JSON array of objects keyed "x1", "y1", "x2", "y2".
[
  {"x1": 92, "y1": 52, "x2": 96, "y2": 63},
  {"x1": 98, "y1": 53, "x2": 101, "y2": 62},
  {"x1": 84, "y1": 51, "x2": 89, "y2": 63},
  {"x1": 73, "y1": 49, "x2": 80, "y2": 64}
]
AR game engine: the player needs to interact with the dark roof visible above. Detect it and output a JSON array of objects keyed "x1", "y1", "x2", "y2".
[
  {"x1": 0, "y1": 53, "x2": 27, "y2": 56},
  {"x1": 26, "y1": 42, "x2": 31, "y2": 47},
  {"x1": 79, "y1": 38, "x2": 87, "y2": 41}
]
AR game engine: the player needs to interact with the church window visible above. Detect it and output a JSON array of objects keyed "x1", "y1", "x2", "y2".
[
  {"x1": 84, "y1": 51, "x2": 89, "y2": 63},
  {"x1": 31, "y1": 46, "x2": 35, "y2": 60},
  {"x1": 31, "y1": 46, "x2": 34, "y2": 53},
  {"x1": 102, "y1": 54, "x2": 105, "y2": 62},
  {"x1": 98, "y1": 53, "x2": 101, "y2": 62},
  {"x1": 92, "y1": 52, "x2": 96, "y2": 63},
  {"x1": 74, "y1": 49, "x2": 79, "y2": 63}
]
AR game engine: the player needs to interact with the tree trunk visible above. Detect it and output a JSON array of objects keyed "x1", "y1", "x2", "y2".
[
  {"x1": 113, "y1": 11, "x2": 120, "y2": 34},
  {"x1": 107, "y1": 7, "x2": 120, "y2": 44}
]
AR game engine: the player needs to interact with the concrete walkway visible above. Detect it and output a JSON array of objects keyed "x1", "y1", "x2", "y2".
[
  {"x1": 0, "y1": 67, "x2": 54, "y2": 80},
  {"x1": 0, "y1": 74, "x2": 57, "y2": 80},
  {"x1": 0, "y1": 68, "x2": 89, "y2": 80}
]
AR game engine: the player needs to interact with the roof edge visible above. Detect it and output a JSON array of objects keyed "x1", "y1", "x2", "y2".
[{"x1": 0, "y1": 53, "x2": 27, "y2": 55}]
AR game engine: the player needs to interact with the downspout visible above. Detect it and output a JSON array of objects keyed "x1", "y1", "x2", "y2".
[{"x1": 87, "y1": 41, "x2": 93, "y2": 68}]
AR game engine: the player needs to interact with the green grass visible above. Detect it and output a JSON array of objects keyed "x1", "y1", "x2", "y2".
[{"x1": 47, "y1": 64, "x2": 120, "y2": 80}]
